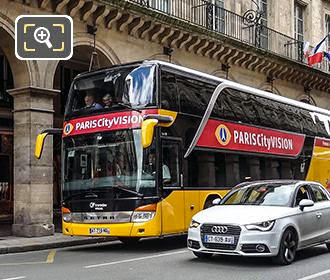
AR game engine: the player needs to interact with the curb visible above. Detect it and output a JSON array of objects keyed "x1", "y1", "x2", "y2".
[{"x1": 0, "y1": 237, "x2": 116, "y2": 254}]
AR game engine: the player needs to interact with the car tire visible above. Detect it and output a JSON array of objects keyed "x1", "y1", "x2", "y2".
[
  {"x1": 193, "y1": 251, "x2": 213, "y2": 259},
  {"x1": 272, "y1": 228, "x2": 297, "y2": 265},
  {"x1": 326, "y1": 242, "x2": 330, "y2": 250},
  {"x1": 118, "y1": 237, "x2": 141, "y2": 245}
]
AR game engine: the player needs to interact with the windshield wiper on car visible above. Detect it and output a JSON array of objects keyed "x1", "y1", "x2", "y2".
[
  {"x1": 112, "y1": 184, "x2": 144, "y2": 198},
  {"x1": 117, "y1": 102, "x2": 142, "y2": 113}
]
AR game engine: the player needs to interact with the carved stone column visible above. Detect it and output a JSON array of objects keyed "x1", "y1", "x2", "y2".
[
  {"x1": 197, "y1": 154, "x2": 216, "y2": 187},
  {"x1": 8, "y1": 86, "x2": 59, "y2": 237}
]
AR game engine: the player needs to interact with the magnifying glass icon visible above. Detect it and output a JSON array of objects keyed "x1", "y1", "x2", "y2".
[{"x1": 34, "y1": 27, "x2": 53, "y2": 49}]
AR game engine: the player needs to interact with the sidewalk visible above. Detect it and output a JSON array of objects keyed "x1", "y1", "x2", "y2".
[{"x1": 0, "y1": 233, "x2": 116, "y2": 254}]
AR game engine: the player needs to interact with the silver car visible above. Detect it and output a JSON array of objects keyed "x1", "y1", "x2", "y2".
[{"x1": 187, "y1": 180, "x2": 330, "y2": 265}]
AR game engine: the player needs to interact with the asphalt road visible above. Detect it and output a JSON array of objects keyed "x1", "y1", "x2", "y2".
[{"x1": 1, "y1": 236, "x2": 330, "y2": 280}]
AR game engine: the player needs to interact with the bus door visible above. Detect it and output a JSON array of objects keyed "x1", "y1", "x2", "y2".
[{"x1": 160, "y1": 138, "x2": 185, "y2": 234}]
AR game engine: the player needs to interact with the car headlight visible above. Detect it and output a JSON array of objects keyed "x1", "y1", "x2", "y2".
[
  {"x1": 245, "y1": 220, "x2": 275, "y2": 231},
  {"x1": 189, "y1": 220, "x2": 201, "y2": 229}
]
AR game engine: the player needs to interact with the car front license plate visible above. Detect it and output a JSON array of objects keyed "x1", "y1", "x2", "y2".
[
  {"x1": 204, "y1": 235, "x2": 234, "y2": 244},
  {"x1": 89, "y1": 228, "x2": 110, "y2": 235}
]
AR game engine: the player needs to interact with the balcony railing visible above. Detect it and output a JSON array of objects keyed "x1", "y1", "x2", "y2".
[{"x1": 130, "y1": 0, "x2": 329, "y2": 73}]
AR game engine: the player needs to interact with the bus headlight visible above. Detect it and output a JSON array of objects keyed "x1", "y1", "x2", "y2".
[
  {"x1": 62, "y1": 207, "x2": 72, "y2": 223},
  {"x1": 63, "y1": 213, "x2": 72, "y2": 223},
  {"x1": 131, "y1": 203, "x2": 157, "y2": 223},
  {"x1": 131, "y1": 211, "x2": 156, "y2": 222}
]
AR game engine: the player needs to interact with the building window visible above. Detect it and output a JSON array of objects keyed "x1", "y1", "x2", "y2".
[
  {"x1": 327, "y1": 15, "x2": 330, "y2": 47},
  {"x1": 326, "y1": 14, "x2": 330, "y2": 71},
  {"x1": 151, "y1": 0, "x2": 170, "y2": 13},
  {"x1": 0, "y1": 53, "x2": 13, "y2": 108},
  {"x1": 294, "y1": 2, "x2": 304, "y2": 60},
  {"x1": 213, "y1": 0, "x2": 225, "y2": 32},
  {"x1": 258, "y1": 0, "x2": 268, "y2": 48},
  {"x1": 206, "y1": 0, "x2": 225, "y2": 33}
]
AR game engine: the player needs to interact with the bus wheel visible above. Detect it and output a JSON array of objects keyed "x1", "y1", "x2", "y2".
[
  {"x1": 118, "y1": 237, "x2": 141, "y2": 245},
  {"x1": 193, "y1": 251, "x2": 213, "y2": 259}
]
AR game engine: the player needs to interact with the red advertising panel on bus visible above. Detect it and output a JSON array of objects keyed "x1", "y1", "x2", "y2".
[
  {"x1": 315, "y1": 137, "x2": 330, "y2": 148},
  {"x1": 197, "y1": 120, "x2": 306, "y2": 157},
  {"x1": 62, "y1": 109, "x2": 158, "y2": 137}
]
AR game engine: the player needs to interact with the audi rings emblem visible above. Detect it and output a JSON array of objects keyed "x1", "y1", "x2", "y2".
[{"x1": 211, "y1": 225, "x2": 228, "y2": 234}]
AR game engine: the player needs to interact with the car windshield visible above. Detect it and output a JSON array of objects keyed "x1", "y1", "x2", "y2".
[
  {"x1": 62, "y1": 129, "x2": 157, "y2": 200},
  {"x1": 221, "y1": 183, "x2": 295, "y2": 206}
]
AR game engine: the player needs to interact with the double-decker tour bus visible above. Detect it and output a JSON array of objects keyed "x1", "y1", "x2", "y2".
[{"x1": 35, "y1": 60, "x2": 330, "y2": 242}]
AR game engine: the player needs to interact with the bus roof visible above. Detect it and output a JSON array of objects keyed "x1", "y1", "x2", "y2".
[{"x1": 75, "y1": 60, "x2": 330, "y2": 118}]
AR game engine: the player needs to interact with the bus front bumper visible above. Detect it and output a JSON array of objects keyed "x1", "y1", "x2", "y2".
[{"x1": 62, "y1": 219, "x2": 161, "y2": 237}]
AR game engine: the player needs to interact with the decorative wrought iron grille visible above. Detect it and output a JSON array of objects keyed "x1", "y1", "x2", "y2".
[{"x1": 129, "y1": 0, "x2": 329, "y2": 72}]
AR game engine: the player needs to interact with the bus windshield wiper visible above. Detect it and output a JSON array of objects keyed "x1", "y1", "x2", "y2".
[
  {"x1": 64, "y1": 189, "x2": 99, "y2": 201},
  {"x1": 113, "y1": 184, "x2": 144, "y2": 198},
  {"x1": 117, "y1": 102, "x2": 142, "y2": 113}
]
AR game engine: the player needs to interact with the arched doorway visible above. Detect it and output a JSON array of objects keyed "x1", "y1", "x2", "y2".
[
  {"x1": 0, "y1": 18, "x2": 31, "y2": 234},
  {"x1": 52, "y1": 45, "x2": 113, "y2": 230},
  {"x1": 0, "y1": 48, "x2": 14, "y2": 233}
]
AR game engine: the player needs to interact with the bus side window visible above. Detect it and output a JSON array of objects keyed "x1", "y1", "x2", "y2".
[
  {"x1": 162, "y1": 140, "x2": 180, "y2": 188},
  {"x1": 160, "y1": 71, "x2": 178, "y2": 111}
]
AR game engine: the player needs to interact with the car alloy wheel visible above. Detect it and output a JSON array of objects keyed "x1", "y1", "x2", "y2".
[{"x1": 273, "y1": 228, "x2": 297, "y2": 265}]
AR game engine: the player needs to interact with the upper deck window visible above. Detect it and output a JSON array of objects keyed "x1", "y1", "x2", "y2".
[{"x1": 65, "y1": 64, "x2": 156, "y2": 118}]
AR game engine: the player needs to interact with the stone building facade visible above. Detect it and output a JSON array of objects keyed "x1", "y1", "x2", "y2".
[{"x1": 0, "y1": 0, "x2": 329, "y2": 236}]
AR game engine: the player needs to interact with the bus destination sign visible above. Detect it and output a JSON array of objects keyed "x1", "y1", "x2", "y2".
[{"x1": 63, "y1": 109, "x2": 158, "y2": 137}]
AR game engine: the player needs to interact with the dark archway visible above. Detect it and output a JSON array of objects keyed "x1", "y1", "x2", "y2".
[
  {"x1": 52, "y1": 45, "x2": 113, "y2": 231},
  {"x1": 0, "y1": 48, "x2": 14, "y2": 232}
]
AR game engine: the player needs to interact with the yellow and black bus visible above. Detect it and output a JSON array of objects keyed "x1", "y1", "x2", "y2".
[{"x1": 35, "y1": 60, "x2": 330, "y2": 243}]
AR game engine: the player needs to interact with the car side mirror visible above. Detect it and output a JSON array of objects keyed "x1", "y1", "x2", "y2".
[
  {"x1": 212, "y1": 198, "x2": 221, "y2": 205},
  {"x1": 299, "y1": 199, "x2": 314, "y2": 210}
]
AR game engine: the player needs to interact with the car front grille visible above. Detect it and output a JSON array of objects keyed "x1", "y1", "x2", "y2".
[{"x1": 200, "y1": 224, "x2": 241, "y2": 251}]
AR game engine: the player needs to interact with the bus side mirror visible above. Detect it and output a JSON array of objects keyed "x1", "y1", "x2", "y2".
[
  {"x1": 141, "y1": 115, "x2": 173, "y2": 148},
  {"x1": 35, "y1": 133, "x2": 48, "y2": 159},
  {"x1": 141, "y1": 119, "x2": 159, "y2": 148},
  {"x1": 35, "y1": 128, "x2": 63, "y2": 159}
]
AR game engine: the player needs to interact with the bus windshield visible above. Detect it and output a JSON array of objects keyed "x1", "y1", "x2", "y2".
[
  {"x1": 63, "y1": 129, "x2": 157, "y2": 200},
  {"x1": 65, "y1": 64, "x2": 156, "y2": 118}
]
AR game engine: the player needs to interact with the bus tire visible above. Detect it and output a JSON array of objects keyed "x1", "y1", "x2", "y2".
[
  {"x1": 193, "y1": 251, "x2": 213, "y2": 259},
  {"x1": 118, "y1": 237, "x2": 141, "y2": 245}
]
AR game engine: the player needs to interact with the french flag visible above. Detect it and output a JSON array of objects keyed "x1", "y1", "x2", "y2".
[
  {"x1": 324, "y1": 51, "x2": 330, "y2": 61},
  {"x1": 307, "y1": 34, "x2": 329, "y2": 66}
]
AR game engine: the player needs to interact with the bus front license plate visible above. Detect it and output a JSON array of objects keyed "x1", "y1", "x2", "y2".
[
  {"x1": 204, "y1": 235, "x2": 234, "y2": 244},
  {"x1": 89, "y1": 228, "x2": 110, "y2": 235}
]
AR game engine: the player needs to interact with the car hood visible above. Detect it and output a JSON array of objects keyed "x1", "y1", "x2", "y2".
[{"x1": 193, "y1": 205, "x2": 294, "y2": 225}]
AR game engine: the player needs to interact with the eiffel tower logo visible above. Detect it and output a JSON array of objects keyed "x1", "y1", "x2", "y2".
[{"x1": 215, "y1": 124, "x2": 231, "y2": 146}]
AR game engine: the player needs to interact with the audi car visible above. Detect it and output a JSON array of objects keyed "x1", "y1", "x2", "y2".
[{"x1": 187, "y1": 180, "x2": 330, "y2": 265}]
